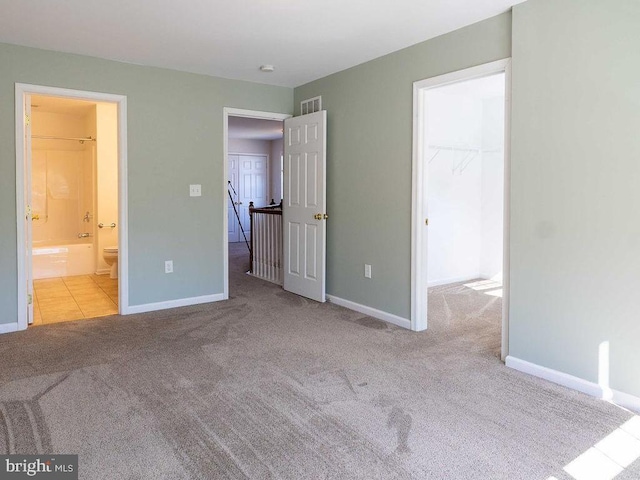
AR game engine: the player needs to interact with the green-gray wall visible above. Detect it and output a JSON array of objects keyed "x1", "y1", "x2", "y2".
[
  {"x1": 294, "y1": 13, "x2": 512, "y2": 319},
  {"x1": 510, "y1": 0, "x2": 640, "y2": 397},
  {"x1": 0, "y1": 43, "x2": 292, "y2": 325},
  {"x1": 295, "y1": 0, "x2": 640, "y2": 399},
  {"x1": 3, "y1": 0, "x2": 638, "y2": 401}
]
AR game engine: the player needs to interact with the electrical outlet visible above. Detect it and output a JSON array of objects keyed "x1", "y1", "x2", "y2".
[
  {"x1": 189, "y1": 184, "x2": 201, "y2": 197},
  {"x1": 364, "y1": 264, "x2": 372, "y2": 279},
  {"x1": 165, "y1": 260, "x2": 173, "y2": 274}
]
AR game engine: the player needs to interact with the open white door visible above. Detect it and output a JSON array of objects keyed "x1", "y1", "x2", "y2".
[
  {"x1": 24, "y1": 94, "x2": 34, "y2": 325},
  {"x1": 283, "y1": 111, "x2": 327, "y2": 302}
]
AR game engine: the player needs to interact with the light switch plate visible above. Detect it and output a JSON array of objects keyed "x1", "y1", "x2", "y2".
[
  {"x1": 364, "y1": 264, "x2": 372, "y2": 278},
  {"x1": 165, "y1": 260, "x2": 173, "y2": 274},
  {"x1": 189, "y1": 184, "x2": 201, "y2": 197}
]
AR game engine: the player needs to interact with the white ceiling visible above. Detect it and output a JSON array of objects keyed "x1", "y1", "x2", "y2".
[
  {"x1": 228, "y1": 117, "x2": 283, "y2": 141},
  {"x1": 0, "y1": 1, "x2": 524, "y2": 88}
]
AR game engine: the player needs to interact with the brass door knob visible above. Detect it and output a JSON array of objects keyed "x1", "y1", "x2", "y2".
[
  {"x1": 313, "y1": 213, "x2": 323, "y2": 220},
  {"x1": 323, "y1": 214, "x2": 329, "y2": 220}
]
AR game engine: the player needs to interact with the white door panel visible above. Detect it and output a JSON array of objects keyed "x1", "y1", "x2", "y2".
[
  {"x1": 228, "y1": 153, "x2": 268, "y2": 243},
  {"x1": 283, "y1": 111, "x2": 327, "y2": 302},
  {"x1": 227, "y1": 155, "x2": 239, "y2": 243}
]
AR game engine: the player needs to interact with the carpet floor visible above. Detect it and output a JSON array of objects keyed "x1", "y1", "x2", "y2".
[{"x1": 0, "y1": 243, "x2": 638, "y2": 479}]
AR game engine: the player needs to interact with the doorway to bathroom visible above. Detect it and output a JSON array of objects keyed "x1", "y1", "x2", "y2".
[{"x1": 15, "y1": 84, "x2": 128, "y2": 330}]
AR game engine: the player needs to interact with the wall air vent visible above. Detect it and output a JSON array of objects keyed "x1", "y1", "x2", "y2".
[{"x1": 300, "y1": 96, "x2": 322, "y2": 115}]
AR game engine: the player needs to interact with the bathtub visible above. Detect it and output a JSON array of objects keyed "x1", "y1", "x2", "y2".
[{"x1": 32, "y1": 241, "x2": 95, "y2": 279}]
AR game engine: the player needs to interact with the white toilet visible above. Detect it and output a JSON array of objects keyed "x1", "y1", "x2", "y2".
[{"x1": 103, "y1": 246, "x2": 118, "y2": 279}]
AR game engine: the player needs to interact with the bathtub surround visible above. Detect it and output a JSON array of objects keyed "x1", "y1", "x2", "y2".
[
  {"x1": 32, "y1": 243, "x2": 95, "y2": 279},
  {"x1": 30, "y1": 98, "x2": 98, "y2": 280},
  {"x1": 31, "y1": 105, "x2": 95, "y2": 252}
]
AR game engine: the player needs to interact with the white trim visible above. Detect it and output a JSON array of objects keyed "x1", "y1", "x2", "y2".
[
  {"x1": 501, "y1": 61, "x2": 512, "y2": 361},
  {"x1": 15, "y1": 83, "x2": 129, "y2": 328},
  {"x1": 614, "y1": 389, "x2": 640, "y2": 414},
  {"x1": 506, "y1": 356, "x2": 640, "y2": 414},
  {"x1": 326, "y1": 295, "x2": 411, "y2": 329},
  {"x1": 15, "y1": 87, "x2": 26, "y2": 330},
  {"x1": 0, "y1": 323, "x2": 19, "y2": 335},
  {"x1": 222, "y1": 108, "x2": 292, "y2": 300},
  {"x1": 410, "y1": 58, "x2": 512, "y2": 359},
  {"x1": 125, "y1": 293, "x2": 224, "y2": 315}
]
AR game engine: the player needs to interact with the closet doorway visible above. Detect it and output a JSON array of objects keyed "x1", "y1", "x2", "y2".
[{"x1": 411, "y1": 59, "x2": 511, "y2": 359}]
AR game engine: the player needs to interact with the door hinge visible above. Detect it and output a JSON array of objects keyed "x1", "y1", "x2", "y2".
[
  {"x1": 425, "y1": 218, "x2": 429, "y2": 226},
  {"x1": 25, "y1": 114, "x2": 31, "y2": 127},
  {"x1": 28, "y1": 294, "x2": 33, "y2": 305}
]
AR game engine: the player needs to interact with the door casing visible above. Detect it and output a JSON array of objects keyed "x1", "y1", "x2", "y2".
[
  {"x1": 410, "y1": 59, "x2": 512, "y2": 360},
  {"x1": 222, "y1": 108, "x2": 291, "y2": 299}
]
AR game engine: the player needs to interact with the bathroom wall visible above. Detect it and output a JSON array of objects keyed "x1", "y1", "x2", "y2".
[
  {"x1": 31, "y1": 109, "x2": 94, "y2": 246},
  {"x1": 95, "y1": 103, "x2": 118, "y2": 274}
]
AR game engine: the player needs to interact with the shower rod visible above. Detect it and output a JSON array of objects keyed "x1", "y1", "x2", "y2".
[{"x1": 32, "y1": 135, "x2": 96, "y2": 143}]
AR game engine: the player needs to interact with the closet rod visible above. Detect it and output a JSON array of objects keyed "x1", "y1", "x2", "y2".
[{"x1": 32, "y1": 135, "x2": 96, "y2": 143}]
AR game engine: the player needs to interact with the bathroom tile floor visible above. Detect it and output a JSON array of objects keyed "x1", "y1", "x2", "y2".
[{"x1": 32, "y1": 274, "x2": 118, "y2": 325}]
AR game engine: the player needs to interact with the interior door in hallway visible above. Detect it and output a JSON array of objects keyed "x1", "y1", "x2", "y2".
[
  {"x1": 283, "y1": 110, "x2": 327, "y2": 302},
  {"x1": 228, "y1": 154, "x2": 240, "y2": 243},
  {"x1": 228, "y1": 154, "x2": 268, "y2": 243}
]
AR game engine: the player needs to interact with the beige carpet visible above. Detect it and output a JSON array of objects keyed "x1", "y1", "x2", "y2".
[{"x1": 0, "y1": 242, "x2": 637, "y2": 479}]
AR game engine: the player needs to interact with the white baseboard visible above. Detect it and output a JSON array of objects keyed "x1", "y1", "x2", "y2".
[
  {"x1": 95, "y1": 268, "x2": 110, "y2": 275},
  {"x1": 506, "y1": 356, "x2": 640, "y2": 413},
  {"x1": 428, "y1": 275, "x2": 480, "y2": 288},
  {"x1": 326, "y1": 295, "x2": 411, "y2": 329},
  {"x1": 123, "y1": 293, "x2": 225, "y2": 315},
  {"x1": 0, "y1": 322, "x2": 19, "y2": 335}
]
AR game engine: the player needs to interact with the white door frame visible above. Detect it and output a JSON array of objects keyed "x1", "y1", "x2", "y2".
[
  {"x1": 410, "y1": 58, "x2": 512, "y2": 360},
  {"x1": 222, "y1": 108, "x2": 291, "y2": 299},
  {"x1": 15, "y1": 83, "x2": 129, "y2": 330}
]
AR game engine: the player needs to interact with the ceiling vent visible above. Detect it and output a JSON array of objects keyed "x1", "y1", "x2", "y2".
[{"x1": 300, "y1": 96, "x2": 322, "y2": 116}]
